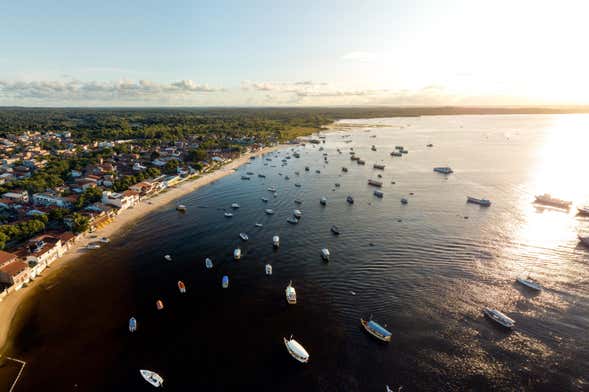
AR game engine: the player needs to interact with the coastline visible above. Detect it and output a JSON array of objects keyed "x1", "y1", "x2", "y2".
[{"x1": 0, "y1": 145, "x2": 284, "y2": 353}]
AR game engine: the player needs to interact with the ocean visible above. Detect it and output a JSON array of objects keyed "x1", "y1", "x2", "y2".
[{"x1": 3, "y1": 114, "x2": 589, "y2": 391}]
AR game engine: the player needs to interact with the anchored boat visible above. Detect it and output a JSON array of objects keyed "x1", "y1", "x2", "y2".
[
  {"x1": 360, "y1": 318, "x2": 392, "y2": 342},
  {"x1": 285, "y1": 281, "x2": 297, "y2": 304},
  {"x1": 368, "y1": 179, "x2": 383, "y2": 187},
  {"x1": 534, "y1": 193, "x2": 572, "y2": 209},
  {"x1": 234, "y1": 248, "x2": 241, "y2": 260},
  {"x1": 222, "y1": 275, "x2": 229, "y2": 288},
  {"x1": 321, "y1": 248, "x2": 330, "y2": 260},
  {"x1": 205, "y1": 257, "x2": 213, "y2": 269},
  {"x1": 273, "y1": 235, "x2": 280, "y2": 247},
  {"x1": 284, "y1": 335, "x2": 309, "y2": 363},
  {"x1": 467, "y1": 196, "x2": 491, "y2": 207},
  {"x1": 483, "y1": 308, "x2": 515, "y2": 328},
  {"x1": 320, "y1": 196, "x2": 327, "y2": 205},
  {"x1": 433, "y1": 167, "x2": 453, "y2": 174},
  {"x1": 164, "y1": 254, "x2": 172, "y2": 261},
  {"x1": 177, "y1": 280, "x2": 186, "y2": 293},
  {"x1": 140, "y1": 369, "x2": 164, "y2": 387},
  {"x1": 129, "y1": 317, "x2": 137, "y2": 332},
  {"x1": 265, "y1": 264, "x2": 272, "y2": 275},
  {"x1": 516, "y1": 277, "x2": 542, "y2": 291}
]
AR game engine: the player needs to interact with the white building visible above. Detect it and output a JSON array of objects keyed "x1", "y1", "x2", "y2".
[
  {"x1": 2, "y1": 190, "x2": 29, "y2": 203},
  {"x1": 32, "y1": 193, "x2": 73, "y2": 208},
  {"x1": 101, "y1": 190, "x2": 140, "y2": 210}
]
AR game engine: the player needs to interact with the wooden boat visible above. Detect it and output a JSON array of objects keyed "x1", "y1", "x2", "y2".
[
  {"x1": 374, "y1": 190, "x2": 384, "y2": 198},
  {"x1": 273, "y1": 235, "x2": 280, "y2": 247},
  {"x1": 284, "y1": 336, "x2": 309, "y2": 363},
  {"x1": 156, "y1": 300, "x2": 164, "y2": 310},
  {"x1": 360, "y1": 318, "x2": 392, "y2": 342},
  {"x1": 140, "y1": 369, "x2": 164, "y2": 387},
  {"x1": 177, "y1": 280, "x2": 186, "y2": 293}
]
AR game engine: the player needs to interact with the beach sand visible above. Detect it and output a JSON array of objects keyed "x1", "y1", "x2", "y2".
[{"x1": 0, "y1": 145, "x2": 283, "y2": 353}]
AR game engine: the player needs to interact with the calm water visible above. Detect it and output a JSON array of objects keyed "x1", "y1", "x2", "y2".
[{"x1": 3, "y1": 115, "x2": 589, "y2": 391}]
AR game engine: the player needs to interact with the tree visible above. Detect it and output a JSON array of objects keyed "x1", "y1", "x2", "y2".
[
  {"x1": 163, "y1": 159, "x2": 179, "y2": 174},
  {"x1": 0, "y1": 232, "x2": 8, "y2": 250},
  {"x1": 71, "y1": 213, "x2": 90, "y2": 233}
]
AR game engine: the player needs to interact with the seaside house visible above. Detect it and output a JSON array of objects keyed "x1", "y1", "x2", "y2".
[
  {"x1": 0, "y1": 250, "x2": 31, "y2": 291},
  {"x1": 22, "y1": 235, "x2": 65, "y2": 278},
  {"x1": 101, "y1": 190, "x2": 140, "y2": 211}
]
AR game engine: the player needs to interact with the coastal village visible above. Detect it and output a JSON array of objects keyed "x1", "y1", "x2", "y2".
[{"x1": 0, "y1": 129, "x2": 275, "y2": 300}]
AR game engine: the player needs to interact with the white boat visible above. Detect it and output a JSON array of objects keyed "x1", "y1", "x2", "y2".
[
  {"x1": 224, "y1": 212, "x2": 233, "y2": 217},
  {"x1": 255, "y1": 223, "x2": 263, "y2": 227},
  {"x1": 578, "y1": 206, "x2": 589, "y2": 215},
  {"x1": 265, "y1": 209, "x2": 275, "y2": 215},
  {"x1": 268, "y1": 186, "x2": 277, "y2": 192},
  {"x1": 534, "y1": 193, "x2": 572, "y2": 209},
  {"x1": 483, "y1": 308, "x2": 515, "y2": 328},
  {"x1": 176, "y1": 204, "x2": 187, "y2": 212},
  {"x1": 467, "y1": 196, "x2": 491, "y2": 207},
  {"x1": 178, "y1": 280, "x2": 186, "y2": 293},
  {"x1": 433, "y1": 167, "x2": 453, "y2": 174},
  {"x1": 86, "y1": 243, "x2": 101, "y2": 250},
  {"x1": 234, "y1": 248, "x2": 241, "y2": 260},
  {"x1": 231, "y1": 203, "x2": 240, "y2": 209},
  {"x1": 164, "y1": 254, "x2": 172, "y2": 261},
  {"x1": 320, "y1": 196, "x2": 327, "y2": 205},
  {"x1": 261, "y1": 197, "x2": 268, "y2": 202},
  {"x1": 321, "y1": 248, "x2": 330, "y2": 260},
  {"x1": 273, "y1": 235, "x2": 280, "y2": 247},
  {"x1": 283, "y1": 336, "x2": 309, "y2": 363},
  {"x1": 287, "y1": 217, "x2": 299, "y2": 224},
  {"x1": 129, "y1": 317, "x2": 137, "y2": 332},
  {"x1": 285, "y1": 281, "x2": 297, "y2": 304},
  {"x1": 293, "y1": 209, "x2": 302, "y2": 218},
  {"x1": 205, "y1": 257, "x2": 213, "y2": 269},
  {"x1": 222, "y1": 275, "x2": 229, "y2": 288},
  {"x1": 265, "y1": 264, "x2": 272, "y2": 275},
  {"x1": 240, "y1": 232, "x2": 249, "y2": 241},
  {"x1": 516, "y1": 277, "x2": 542, "y2": 291},
  {"x1": 140, "y1": 369, "x2": 164, "y2": 387}
]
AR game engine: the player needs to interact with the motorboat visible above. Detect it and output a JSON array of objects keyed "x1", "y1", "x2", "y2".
[
  {"x1": 331, "y1": 225, "x2": 340, "y2": 235},
  {"x1": 321, "y1": 248, "x2": 330, "y2": 260},
  {"x1": 483, "y1": 308, "x2": 515, "y2": 328},
  {"x1": 284, "y1": 336, "x2": 309, "y2": 363},
  {"x1": 373, "y1": 164, "x2": 385, "y2": 170},
  {"x1": 222, "y1": 275, "x2": 229, "y2": 288},
  {"x1": 240, "y1": 232, "x2": 249, "y2": 241},
  {"x1": 265, "y1": 264, "x2": 272, "y2": 275},
  {"x1": 285, "y1": 176, "x2": 290, "y2": 180},
  {"x1": 368, "y1": 179, "x2": 383, "y2": 187},
  {"x1": 293, "y1": 209, "x2": 302, "y2": 218},
  {"x1": 346, "y1": 195, "x2": 354, "y2": 204},
  {"x1": 205, "y1": 257, "x2": 213, "y2": 269},
  {"x1": 467, "y1": 196, "x2": 491, "y2": 207},
  {"x1": 231, "y1": 203, "x2": 240, "y2": 209},
  {"x1": 320, "y1": 197, "x2": 327, "y2": 205},
  {"x1": 285, "y1": 281, "x2": 297, "y2": 304},
  {"x1": 224, "y1": 212, "x2": 233, "y2": 217},
  {"x1": 534, "y1": 193, "x2": 572, "y2": 209},
  {"x1": 426, "y1": 143, "x2": 434, "y2": 147},
  {"x1": 335, "y1": 183, "x2": 340, "y2": 187},
  {"x1": 357, "y1": 159, "x2": 366, "y2": 165},
  {"x1": 273, "y1": 235, "x2": 280, "y2": 247},
  {"x1": 164, "y1": 254, "x2": 172, "y2": 261},
  {"x1": 395, "y1": 145, "x2": 403, "y2": 150},
  {"x1": 156, "y1": 300, "x2": 164, "y2": 310},
  {"x1": 246, "y1": 171, "x2": 254, "y2": 175},
  {"x1": 390, "y1": 151, "x2": 402, "y2": 157},
  {"x1": 577, "y1": 206, "x2": 589, "y2": 215},
  {"x1": 287, "y1": 217, "x2": 299, "y2": 224},
  {"x1": 129, "y1": 317, "x2": 137, "y2": 332},
  {"x1": 305, "y1": 166, "x2": 310, "y2": 171},
  {"x1": 360, "y1": 318, "x2": 392, "y2": 342},
  {"x1": 234, "y1": 248, "x2": 242, "y2": 260},
  {"x1": 433, "y1": 167, "x2": 453, "y2": 174},
  {"x1": 371, "y1": 145, "x2": 377, "y2": 151},
  {"x1": 140, "y1": 369, "x2": 164, "y2": 387},
  {"x1": 401, "y1": 198, "x2": 408, "y2": 204},
  {"x1": 374, "y1": 190, "x2": 384, "y2": 198},
  {"x1": 86, "y1": 243, "x2": 101, "y2": 250},
  {"x1": 261, "y1": 197, "x2": 268, "y2": 202},
  {"x1": 176, "y1": 204, "x2": 187, "y2": 212},
  {"x1": 377, "y1": 174, "x2": 382, "y2": 178},
  {"x1": 516, "y1": 277, "x2": 542, "y2": 291},
  {"x1": 178, "y1": 280, "x2": 186, "y2": 293},
  {"x1": 315, "y1": 169, "x2": 321, "y2": 174},
  {"x1": 255, "y1": 223, "x2": 263, "y2": 227},
  {"x1": 265, "y1": 209, "x2": 275, "y2": 215}
]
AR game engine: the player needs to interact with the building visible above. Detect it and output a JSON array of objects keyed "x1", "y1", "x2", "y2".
[
  {"x1": 0, "y1": 250, "x2": 18, "y2": 267},
  {"x1": 32, "y1": 193, "x2": 73, "y2": 208},
  {"x1": 2, "y1": 190, "x2": 29, "y2": 203},
  {"x1": 101, "y1": 190, "x2": 140, "y2": 210},
  {"x1": 0, "y1": 260, "x2": 30, "y2": 291},
  {"x1": 22, "y1": 235, "x2": 65, "y2": 278}
]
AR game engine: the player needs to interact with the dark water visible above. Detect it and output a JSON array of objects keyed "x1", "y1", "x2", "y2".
[{"x1": 3, "y1": 115, "x2": 589, "y2": 391}]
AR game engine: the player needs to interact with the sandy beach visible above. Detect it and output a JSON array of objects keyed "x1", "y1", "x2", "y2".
[{"x1": 0, "y1": 145, "x2": 283, "y2": 353}]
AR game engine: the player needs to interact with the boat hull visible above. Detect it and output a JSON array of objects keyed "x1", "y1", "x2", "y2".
[
  {"x1": 283, "y1": 338, "x2": 309, "y2": 363},
  {"x1": 360, "y1": 319, "x2": 391, "y2": 342}
]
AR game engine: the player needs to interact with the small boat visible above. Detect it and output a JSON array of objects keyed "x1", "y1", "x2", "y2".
[
  {"x1": 321, "y1": 248, "x2": 330, "y2": 260},
  {"x1": 239, "y1": 232, "x2": 249, "y2": 241},
  {"x1": 285, "y1": 281, "x2": 297, "y2": 304},
  {"x1": 483, "y1": 308, "x2": 515, "y2": 328},
  {"x1": 246, "y1": 171, "x2": 254, "y2": 175},
  {"x1": 86, "y1": 243, "x2": 101, "y2": 250},
  {"x1": 320, "y1": 197, "x2": 327, "y2": 206},
  {"x1": 205, "y1": 257, "x2": 213, "y2": 269},
  {"x1": 255, "y1": 223, "x2": 263, "y2": 227},
  {"x1": 516, "y1": 277, "x2": 542, "y2": 291},
  {"x1": 368, "y1": 179, "x2": 383, "y2": 187},
  {"x1": 395, "y1": 145, "x2": 404, "y2": 150},
  {"x1": 294, "y1": 183, "x2": 301, "y2": 187},
  {"x1": 331, "y1": 225, "x2": 340, "y2": 235},
  {"x1": 164, "y1": 254, "x2": 172, "y2": 261},
  {"x1": 129, "y1": 317, "x2": 137, "y2": 332},
  {"x1": 176, "y1": 204, "x2": 187, "y2": 212},
  {"x1": 374, "y1": 190, "x2": 384, "y2": 198},
  {"x1": 426, "y1": 143, "x2": 434, "y2": 147},
  {"x1": 140, "y1": 369, "x2": 164, "y2": 387},
  {"x1": 273, "y1": 235, "x2": 280, "y2": 247},
  {"x1": 371, "y1": 145, "x2": 377, "y2": 151},
  {"x1": 579, "y1": 234, "x2": 589, "y2": 246},
  {"x1": 534, "y1": 193, "x2": 572, "y2": 209},
  {"x1": 241, "y1": 176, "x2": 251, "y2": 180},
  {"x1": 377, "y1": 174, "x2": 382, "y2": 178},
  {"x1": 265, "y1": 264, "x2": 272, "y2": 275},
  {"x1": 401, "y1": 198, "x2": 408, "y2": 204},
  {"x1": 224, "y1": 212, "x2": 233, "y2": 217},
  {"x1": 305, "y1": 166, "x2": 310, "y2": 171},
  {"x1": 357, "y1": 159, "x2": 365, "y2": 165},
  {"x1": 283, "y1": 335, "x2": 309, "y2": 363},
  {"x1": 261, "y1": 197, "x2": 268, "y2": 202},
  {"x1": 287, "y1": 217, "x2": 299, "y2": 224},
  {"x1": 234, "y1": 248, "x2": 241, "y2": 260},
  {"x1": 360, "y1": 318, "x2": 392, "y2": 342},
  {"x1": 390, "y1": 151, "x2": 402, "y2": 157},
  {"x1": 231, "y1": 203, "x2": 240, "y2": 209},
  {"x1": 433, "y1": 167, "x2": 453, "y2": 174},
  {"x1": 293, "y1": 209, "x2": 302, "y2": 218},
  {"x1": 342, "y1": 167, "x2": 348, "y2": 172},
  {"x1": 335, "y1": 183, "x2": 340, "y2": 187},
  {"x1": 222, "y1": 275, "x2": 229, "y2": 288},
  {"x1": 267, "y1": 186, "x2": 277, "y2": 192},
  {"x1": 373, "y1": 164, "x2": 385, "y2": 170},
  {"x1": 156, "y1": 300, "x2": 164, "y2": 310},
  {"x1": 285, "y1": 176, "x2": 290, "y2": 180},
  {"x1": 577, "y1": 206, "x2": 589, "y2": 215},
  {"x1": 178, "y1": 280, "x2": 186, "y2": 293},
  {"x1": 315, "y1": 170, "x2": 321, "y2": 174},
  {"x1": 467, "y1": 196, "x2": 491, "y2": 207},
  {"x1": 258, "y1": 173, "x2": 266, "y2": 178},
  {"x1": 265, "y1": 209, "x2": 275, "y2": 215},
  {"x1": 294, "y1": 199, "x2": 303, "y2": 204},
  {"x1": 98, "y1": 237, "x2": 110, "y2": 243},
  {"x1": 346, "y1": 195, "x2": 354, "y2": 204}
]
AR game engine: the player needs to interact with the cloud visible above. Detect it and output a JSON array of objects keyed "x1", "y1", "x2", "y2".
[{"x1": 340, "y1": 51, "x2": 380, "y2": 62}]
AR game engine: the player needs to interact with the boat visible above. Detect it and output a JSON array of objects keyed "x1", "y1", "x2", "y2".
[
  {"x1": 267, "y1": 186, "x2": 277, "y2": 192},
  {"x1": 426, "y1": 143, "x2": 434, "y2": 147},
  {"x1": 467, "y1": 196, "x2": 491, "y2": 207},
  {"x1": 346, "y1": 195, "x2": 354, "y2": 204},
  {"x1": 335, "y1": 183, "x2": 340, "y2": 187},
  {"x1": 285, "y1": 176, "x2": 290, "y2": 180},
  {"x1": 390, "y1": 151, "x2": 402, "y2": 157},
  {"x1": 373, "y1": 164, "x2": 385, "y2": 170},
  {"x1": 315, "y1": 169, "x2": 321, "y2": 174},
  {"x1": 86, "y1": 243, "x2": 101, "y2": 250},
  {"x1": 241, "y1": 176, "x2": 251, "y2": 180},
  {"x1": 240, "y1": 232, "x2": 249, "y2": 241},
  {"x1": 265, "y1": 209, "x2": 275, "y2": 215},
  {"x1": 305, "y1": 166, "x2": 310, "y2": 171},
  {"x1": 401, "y1": 149, "x2": 408, "y2": 154},
  {"x1": 285, "y1": 281, "x2": 297, "y2": 304},
  {"x1": 222, "y1": 275, "x2": 229, "y2": 288},
  {"x1": 265, "y1": 264, "x2": 272, "y2": 275},
  {"x1": 246, "y1": 171, "x2": 254, "y2": 175},
  {"x1": 579, "y1": 235, "x2": 589, "y2": 246},
  {"x1": 320, "y1": 197, "x2": 327, "y2": 205},
  {"x1": 401, "y1": 198, "x2": 408, "y2": 204},
  {"x1": 294, "y1": 199, "x2": 303, "y2": 204},
  {"x1": 273, "y1": 235, "x2": 280, "y2": 247},
  {"x1": 433, "y1": 167, "x2": 453, "y2": 174},
  {"x1": 231, "y1": 203, "x2": 240, "y2": 209},
  {"x1": 283, "y1": 336, "x2": 309, "y2": 363},
  {"x1": 534, "y1": 193, "x2": 572, "y2": 209},
  {"x1": 234, "y1": 248, "x2": 241, "y2": 260},
  {"x1": 164, "y1": 254, "x2": 172, "y2": 261},
  {"x1": 357, "y1": 159, "x2": 365, "y2": 165},
  {"x1": 140, "y1": 369, "x2": 164, "y2": 387},
  {"x1": 294, "y1": 183, "x2": 301, "y2": 187},
  {"x1": 331, "y1": 225, "x2": 340, "y2": 235},
  {"x1": 224, "y1": 212, "x2": 233, "y2": 217},
  {"x1": 360, "y1": 318, "x2": 392, "y2": 342},
  {"x1": 156, "y1": 300, "x2": 164, "y2": 310},
  {"x1": 293, "y1": 209, "x2": 302, "y2": 218},
  {"x1": 176, "y1": 204, "x2": 187, "y2": 212},
  {"x1": 351, "y1": 156, "x2": 359, "y2": 161},
  {"x1": 258, "y1": 173, "x2": 266, "y2": 178},
  {"x1": 261, "y1": 197, "x2": 268, "y2": 202},
  {"x1": 287, "y1": 217, "x2": 299, "y2": 224},
  {"x1": 516, "y1": 277, "x2": 542, "y2": 291},
  {"x1": 577, "y1": 206, "x2": 589, "y2": 215},
  {"x1": 377, "y1": 174, "x2": 382, "y2": 178},
  {"x1": 395, "y1": 145, "x2": 403, "y2": 150},
  {"x1": 483, "y1": 308, "x2": 515, "y2": 328},
  {"x1": 178, "y1": 280, "x2": 186, "y2": 293},
  {"x1": 321, "y1": 248, "x2": 330, "y2": 260},
  {"x1": 368, "y1": 179, "x2": 383, "y2": 187},
  {"x1": 342, "y1": 167, "x2": 348, "y2": 172},
  {"x1": 98, "y1": 237, "x2": 110, "y2": 244},
  {"x1": 129, "y1": 317, "x2": 137, "y2": 332},
  {"x1": 371, "y1": 145, "x2": 377, "y2": 151},
  {"x1": 255, "y1": 223, "x2": 263, "y2": 227},
  {"x1": 374, "y1": 190, "x2": 384, "y2": 198},
  {"x1": 205, "y1": 257, "x2": 213, "y2": 269}
]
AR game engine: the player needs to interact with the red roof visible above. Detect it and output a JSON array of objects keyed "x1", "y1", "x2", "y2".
[
  {"x1": 0, "y1": 260, "x2": 29, "y2": 277},
  {"x1": 0, "y1": 250, "x2": 17, "y2": 266}
]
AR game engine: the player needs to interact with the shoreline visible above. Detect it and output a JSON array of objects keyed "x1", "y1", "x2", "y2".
[{"x1": 0, "y1": 145, "x2": 285, "y2": 353}]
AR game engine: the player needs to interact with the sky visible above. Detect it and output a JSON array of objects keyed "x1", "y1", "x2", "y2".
[{"x1": 1, "y1": 0, "x2": 588, "y2": 107}]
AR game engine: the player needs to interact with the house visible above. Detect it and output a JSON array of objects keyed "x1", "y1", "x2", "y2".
[
  {"x1": 0, "y1": 250, "x2": 18, "y2": 267},
  {"x1": 22, "y1": 235, "x2": 65, "y2": 278},
  {"x1": 32, "y1": 193, "x2": 73, "y2": 208},
  {"x1": 129, "y1": 181, "x2": 158, "y2": 197},
  {"x1": 101, "y1": 190, "x2": 140, "y2": 210},
  {"x1": 2, "y1": 190, "x2": 29, "y2": 203},
  {"x1": 0, "y1": 260, "x2": 30, "y2": 291},
  {"x1": 133, "y1": 162, "x2": 147, "y2": 171}
]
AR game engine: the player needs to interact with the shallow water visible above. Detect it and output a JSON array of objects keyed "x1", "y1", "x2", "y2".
[{"x1": 4, "y1": 114, "x2": 589, "y2": 391}]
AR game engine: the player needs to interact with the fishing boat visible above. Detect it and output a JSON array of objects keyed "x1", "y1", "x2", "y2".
[
  {"x1": 261, "y1": 197, "x2": 268, "y2": 202},
  {"x1": 231, "y1": 203, "x2": 240, "y2": 209},
  {"x1": 534, "y1": 193, "x2": 572, "y2": 209},
  {"x1": 164, "y1": 254, "x2": 172, "y2": 261},
  {"x1": 224, "y1": 212, "x2": 233, "y2": 217},
  {"x1": 234, "y1": 248, "x2": 241, "y2": 260},
  {"x1": 86, "y1": 243, "x2": 101, "y2": 250},
  {"x1": 293, "y1": 209, "x2": 302, "y2": 218},
  {"x1": 140, "y1": 369, "x2": 164, "y2": 387},
  {"x1": 177, "y1": 280, "x2": 186, "y2": 293},
  {"x1": 342, "y1": 167, "x2": 348, "y2": 172},
  {"x1": 287, "y1": 217, "x2": 299, "y2": 224},
  {"x1": 305, "y1": 166, "x2": 310, "y2": 171},
  {"x1": 265, "y1": 209, "x2": 275, "y2": 215},
  {"x1": 294, "y1": 183, "x2": 301, "y2": 187},
  {"x1": 433, "y1": 167, "x2": 453, "y2": 174},
  {"x1": 205, "y1": 257, "x2": 213, "y2": 269},
  {"x1": 331, "y1": 225, "x2": 340, "y2": 235},
  {"x1": 156, "y1": 300, "x2": 164, "y2": 310},
  {"x1": 346, "y1": 195, "x2": 354, "y2": 204},
  {"x1": 222, "y1": 275, "x2": 229, "y2": 288},
  {"x1": 516, "y1": 277, "x2": 542, "y2": 291},
  {"x1": 273, "y1": 235, "x2": 280, "y2": 247},
  {"x1": 401, "y1": 198, "x2": 408, "y2": 204},
  {"x1": 483, "y1": 308, "x2": 515, "y2": 328},
  {"x1": 176, "y1": 204, "x2": 187, "y2": 212},
  {"x1": 321, "y1": 248, "x2": 330, "y2": 260},
  {"x1": 360, "y1": 318, "x2": 392, "y2": 342},
  {"x1": 129, "y1": 317, "x2": 137, "y2": 332},
  {"x1": 241, "y1": 176, "x2": 251, "y2": 180},
  {"x1": 320, "y1": 196, "x2": 327, "y2": 205},
  {"x1": 374, "y1": 190, "x2": 384, "y2": 198},
  {"x1": 373, "y1": 164, "x2": 385, "y2": 170},
  {"x1": 239, "y1": 232, "x2": 249, "y2": 241},
  {"x1": 255, "y1": 223, "x2": 263, "y2": 227},
  {"x1": 467, "y1": 196, "x2": 491, "y2": 207},
  {"x1": 285, "y1": 281, "x2": 297, "y2": 304},
  {"x1": 578, "y1": 206, "x2": 589, "y2": 215},
  {"x1": 368, "y1": 179, "x2": 383, "y2": 187},
  {"x1": 265, "y1": 264, "x2": 272, "y2": 275},
  {"x1": 284, "y1": 335, "x2": 309, "y2": 363},
  {"x1": 258, "y1": 173, "x2": 266, "y2": 178}
]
